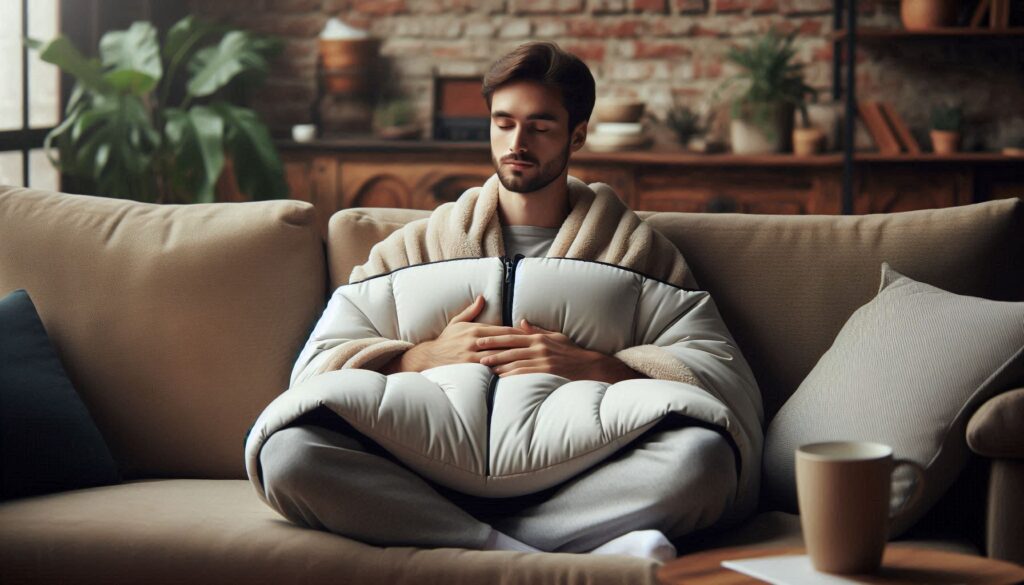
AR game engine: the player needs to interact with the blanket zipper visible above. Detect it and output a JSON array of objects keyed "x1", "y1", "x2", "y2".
[
  {"x1": 501, "y1": 254, "x2": 524, "y2": 327},
  {"x1": 487, "y1": 254, "x2": 524, "y2": 477}
]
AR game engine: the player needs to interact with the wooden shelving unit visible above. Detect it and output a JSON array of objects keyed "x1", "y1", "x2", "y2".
[{"x1": 830, "y1": 1, "x2": 1024, "y2": 214}]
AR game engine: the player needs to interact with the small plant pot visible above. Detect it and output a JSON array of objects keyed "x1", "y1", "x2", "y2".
[
  {"x1": 730, "y1": 102, "x2": 794, "y2": 155},
  {"x1": 793, "y1": 127, "x2": 826, "y2": 156},
  {"x1": 900, "y1": 0, "x2": 959, "y2": 30},
  {"x1": 930, "y1": 129, "x2": 961, "y2": 154}
]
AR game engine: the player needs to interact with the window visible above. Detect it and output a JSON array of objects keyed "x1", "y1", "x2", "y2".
[{"x1": 0, "y1": 0, "x2": 60, "y2": 189}]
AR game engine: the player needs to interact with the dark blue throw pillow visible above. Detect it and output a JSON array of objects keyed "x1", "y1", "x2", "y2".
[{"x1": 0, "y1": 289, "x2": 120, "y2": 500}]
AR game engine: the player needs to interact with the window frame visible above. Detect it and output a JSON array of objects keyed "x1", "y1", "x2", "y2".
[{"x1": 0, "y1": 0, "x2": 57, "y2": 187}]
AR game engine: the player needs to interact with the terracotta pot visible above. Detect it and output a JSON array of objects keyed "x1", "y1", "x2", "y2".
[
  {"x1": 793, "y1": 127, "x2": 826, "y2": 156},
  {"x1": 900, "y1": 0, "x2": 959, "y2": 30},
  {"x1": 930, "y1": 129, "x2": 961, "y2": 154}
]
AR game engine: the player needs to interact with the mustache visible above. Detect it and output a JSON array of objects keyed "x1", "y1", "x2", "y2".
[{"x1": 501, "y1": 154, "x2": 537, "y2": 165}]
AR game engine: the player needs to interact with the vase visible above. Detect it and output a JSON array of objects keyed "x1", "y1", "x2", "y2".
[
  {"x1": 318, "y1": 38, "x2": 379, "y2": 95},
  {"x1": 900, "y1": 0, "x2": 959, "y2": 30},
  {"x1": 730, "y1": 102, "x2": 794, "y2": 154}
]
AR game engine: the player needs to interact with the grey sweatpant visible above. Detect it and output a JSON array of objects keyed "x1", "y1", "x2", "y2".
[{"x1": 258, "y1": 416, "x2": 737, "y2": 553}]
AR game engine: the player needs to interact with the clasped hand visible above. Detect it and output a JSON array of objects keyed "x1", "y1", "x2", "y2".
[{"x1": 385, "y1": 294, "x2": 639, "y2": 383}]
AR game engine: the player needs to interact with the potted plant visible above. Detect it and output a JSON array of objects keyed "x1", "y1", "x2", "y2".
[
  {"x1": 930, "y1": 104, "x2": 963, "y2": 155},
  {"x1": 29, "y1": 16, "x2": 287, "y2": 203},
  {"x1": 717, "y1": 29, "x2": 816, "y2": 155},
  {"x1": 665, "y1": 103, "x2": 704, "y2": 147},
  {"x1": 373, "y1": 97, "x2": 421, "y2": 140}
]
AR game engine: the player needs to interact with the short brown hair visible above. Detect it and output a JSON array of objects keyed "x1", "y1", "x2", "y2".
[{"x1": 482, "y1": 42, "x2": 596, "y2": 132}]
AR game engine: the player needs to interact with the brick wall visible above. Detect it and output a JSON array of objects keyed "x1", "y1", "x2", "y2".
[{"x1": 191, "y1": 0, "x2": 1024, "y2": 151}]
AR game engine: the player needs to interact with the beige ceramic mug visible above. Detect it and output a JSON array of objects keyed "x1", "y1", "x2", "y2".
[{"x1": 795, "y1": 441, "x2": 925, "y2": 574}]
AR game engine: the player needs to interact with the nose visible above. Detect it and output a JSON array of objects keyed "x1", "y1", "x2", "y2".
[{"x1": 509, "y1": 126, "x2": 527, "y2": 154}]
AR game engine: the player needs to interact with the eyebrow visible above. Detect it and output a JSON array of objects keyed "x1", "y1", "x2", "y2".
[{"x1": 492, "y1": 111, "x2": 559, "y2": 122}]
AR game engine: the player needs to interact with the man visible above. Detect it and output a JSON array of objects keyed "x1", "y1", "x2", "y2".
[{"x1": 255, "y1": 42, "x2": 758, "y2": 561}]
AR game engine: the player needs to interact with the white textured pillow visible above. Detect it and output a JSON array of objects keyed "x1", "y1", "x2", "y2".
[{"x1": 763, "y1": 263, "x2": 1024, "y2": 536}]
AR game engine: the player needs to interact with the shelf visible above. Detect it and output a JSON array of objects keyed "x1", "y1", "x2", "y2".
[
  {"x1": 832, "y1": 27, "x2": 1024, "y2": 40},
  {"x1": 278, "y1": 140, "x2": 1024, "y2": 167},
  {"x1": 855, "y1": 152, "x2": 1024, "y2": 163},
  {"x1": 279, "y1": 139, "x2": 846, "y2": 166}
]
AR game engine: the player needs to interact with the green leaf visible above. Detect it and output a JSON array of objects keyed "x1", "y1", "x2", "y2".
[
  {"x1": 161, "y1": 15, "x2": 221, "y2": 100},
  {"x1": 165, "y1": 106, "x2": 225, "y2": 203},
  {"x1": 34, "y1": 35, "x2": 111, "y2": 93},
  {"x1": 213, "y1": 103, "x2": 288, "y2": 200},
  {"x1": 165, "y1": 16, "x2": 199, "y2": 62},
  {"x1": 187, "y1": 31, "x2": 269, "y2": 98},
  {"x1": 104, "y1": 69, "x2": 158, "y2": 95},
  {"x1": 99, "y1": 21, "x2": 162, "y2": 90}
]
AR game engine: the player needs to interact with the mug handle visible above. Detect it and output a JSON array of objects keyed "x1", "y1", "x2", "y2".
[{"x1": 890, "y1": 458, "x2": 926, "y2": 522}]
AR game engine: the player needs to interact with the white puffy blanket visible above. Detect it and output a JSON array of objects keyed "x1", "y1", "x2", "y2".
[{"x1": 245, "y1": 257, "x2": 763, "y2": 517}]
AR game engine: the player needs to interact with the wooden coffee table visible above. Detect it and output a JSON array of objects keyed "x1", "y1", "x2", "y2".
[{"x1": 657, "y1": 545, "x2": 1024, "y2": 584}]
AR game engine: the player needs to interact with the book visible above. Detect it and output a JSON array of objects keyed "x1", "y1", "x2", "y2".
[
  {"x1": 878, "y1": 102, "x2": 921, "y2": 154},
  {"x1": 857, "y1": 101, "x2": 901, "y2": 155},
  {"x1": 990, "y1": 0, "x2": 1009, "y2": 29},
  {"x1": 969, "y1": 0, "x2": 991, "y2": 27}
]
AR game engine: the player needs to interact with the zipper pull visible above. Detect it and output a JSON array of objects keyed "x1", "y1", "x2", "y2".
[{"x1": 504, "y1": 256, "x2": 512, "y2": 284}]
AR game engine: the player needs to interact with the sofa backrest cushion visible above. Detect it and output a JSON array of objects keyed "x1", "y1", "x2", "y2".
[
  {"x1": 328, "y1": 199, "x2": 1024, "y2": 421},
  {"x1": 0, "y1": 186, "x2": 326, "y2": 479}
]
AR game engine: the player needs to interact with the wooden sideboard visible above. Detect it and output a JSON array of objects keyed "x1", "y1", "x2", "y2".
[{"x1": 223, "y1": 139, "x2": 1023, "y2": 236}]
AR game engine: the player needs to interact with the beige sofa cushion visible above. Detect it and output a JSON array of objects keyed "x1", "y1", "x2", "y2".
[
  {"x1": 762, "y1": 264, "x2": 1024, "y2": 536},
  {"x1": 0, "y1": 480, "x2": 655, "y2": 585},
  {"x1": 0, "y1": 187, "x2": 325, "y2": 479},
  {"x1": 329, "y1": 200, "x2": 1024, "y2": 422}
]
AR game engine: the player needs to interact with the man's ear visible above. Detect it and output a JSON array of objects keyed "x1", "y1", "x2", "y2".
[{"x1": 570, "y1": 121, "x2": 588, "y2": 152}]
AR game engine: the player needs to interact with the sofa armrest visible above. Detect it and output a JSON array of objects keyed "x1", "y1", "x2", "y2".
[
  {"x1": 965, "y1": 387, "x2": 1024, "y2": 564},
  {"x1": 967, "y1": 387, "x2": 1024, "y2": 459}
]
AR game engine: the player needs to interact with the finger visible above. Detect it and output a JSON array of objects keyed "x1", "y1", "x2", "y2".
[
  {"x1": 476, "y1": 334, "x2": 533, "y2": 350},
  {"x1": 479, "y1": 348, "x2": 536, "y2": 367},
  {"x1": 498, "y1": 366, "x2": 544, "y2": 378},
  {"x1": 471, "y1": 349, "x2": 506, "y2": 363},
  {"x1": 493, "y1": 358, "x2": 544, "y2": 375},
  {"x1": 468, "y1": 325, "x2": 526, "y2": 337},
  {"x1": 520, "y1": 318, "x2": 549, "y2": 333},
  {"x1": 450, "y1": 294, "x2": 485, "y2": 324}
]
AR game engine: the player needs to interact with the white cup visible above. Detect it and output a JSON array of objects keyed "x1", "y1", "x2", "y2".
[{"x1": 292, "y1": 124, "x2": 317, "y2": 143}]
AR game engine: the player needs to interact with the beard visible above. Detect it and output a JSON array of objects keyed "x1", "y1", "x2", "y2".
[{"x1": 492, "y1": 142, "x2": 570, "y2": 194}]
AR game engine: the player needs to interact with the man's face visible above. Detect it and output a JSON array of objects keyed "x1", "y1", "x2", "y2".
[{"x1": 489, "y1": 80, "x2": 585, "y2": 194}]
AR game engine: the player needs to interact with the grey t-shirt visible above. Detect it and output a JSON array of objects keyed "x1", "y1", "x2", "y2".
[{"x1": 501, "y1": 224, "x2": 559, "y2": 258}]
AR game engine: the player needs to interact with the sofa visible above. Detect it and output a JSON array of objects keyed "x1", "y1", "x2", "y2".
[{"x1": 1, "y1": 184, "x2": 1021, "y2": 584}]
